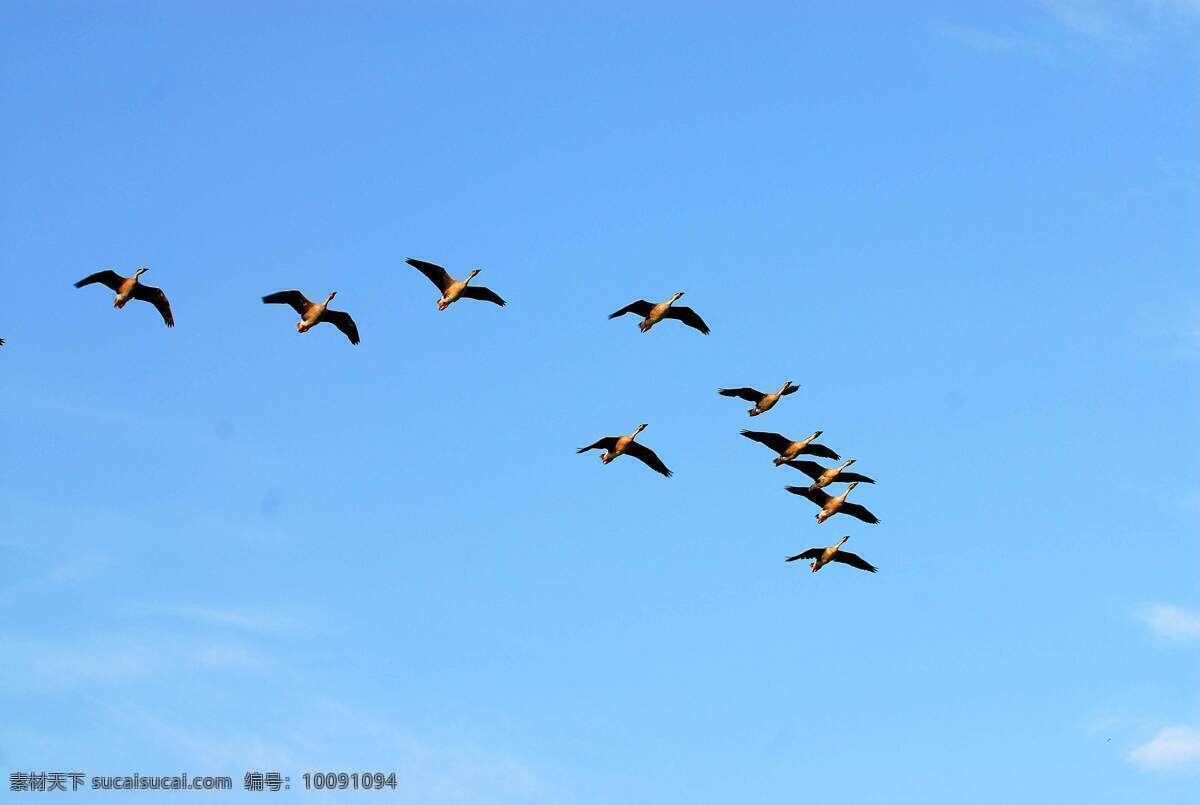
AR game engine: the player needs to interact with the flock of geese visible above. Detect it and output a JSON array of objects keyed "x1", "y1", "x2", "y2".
[{"x1": 58, "y1": 260, "x2": 882, "y2": 579}]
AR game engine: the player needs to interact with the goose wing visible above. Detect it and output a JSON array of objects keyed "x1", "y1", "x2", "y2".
[
  {"x1": 130, "y1": 283, "x2": 174, "y2": 327},
  {"x1": 262, "y1": 290, "x2": 314, "y2": 316},
  {"x1": 837, "y1": 471, "x2": 875, "y2": 484},
  {"x1": 663, "y1": 305, "x2": 710, "y2": 334},
  {"x1": 783, "y1": 460, "x2": 825, "y2": 480},
  {"x1": 785, "y1": 486, "x2": 832, "y2": 507},
  {"x1": 74, "y1": 270, "x2": 125, "y2": 291},
  {"x1": 459, "y1": 285, "x2": 506, "y2": 306},
  {"x1": 322, "y1": 310, "x2": 360, "y2": 345},
  {"x1": 577, "y1": 437, "x2": 619, "y2": 454},
  {"x1": 800, "y1": 441, "x2": 841, "y2": 461},
  {"x1": 406, "y1": 258, "x2": 454, "y2": 293},
  {"x1": 831, "y1": 550, "x2": 878, "y2": 572},
  {"x1": 608, "y1": 300, "x2": 655, "y2": 319},
  {"x1": 718, "y1": 387, "x2": 765, "y2": 403},
  {"x1": 740, "y1": 430, "x2": 794, "y2": 454},
  {"x1": 623, "y1": 441, "x2": 672, "y2": 477},
  {"x1": 785, "y1": 548, "x2": 824, "y2": 562},
  {"x1": 838, "y1": 502, "x2": 880, "y2": 525}
]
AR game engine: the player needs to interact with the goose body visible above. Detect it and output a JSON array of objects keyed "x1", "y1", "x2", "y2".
[
  {"x1": 786, "y1": 536, "x2": 877, "y2": 573},
  {"x1": 406, "y1": 258, "x2": 506, "y2": 311},
  {"x1": 577, "y1": 424, "x2": 672, "y2": 477},
  {"x1": 718, "y1": 381, "x2": 797, "y2": 416},
  {"x1": 740, "y1": 429, "x2": 839, "y2": 465},
  {"x1": 784, "y1": 459, "x2": 876, "y2": 490},
  {"x1": 609, "y1": 292, "x2": 710, "y2": 334},
  {"x1": 262, "y1": 290, "x2": 360, "y2": 344},
  {"x1": 74, "y1": 267, "x2": 174, "y2": 327},
  {"x1": 786, "y1": 482, "x2": 879, "y2": 524}
]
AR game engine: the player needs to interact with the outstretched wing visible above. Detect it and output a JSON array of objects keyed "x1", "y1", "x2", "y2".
[
  {"x1": 785, "y1": 486, "x2": 832, "y2": 507},
  {"x1": 322, "y1": 310, "x2": 360, "y2": 345},
  {"x1": 785, "y1": 548, "x2": 824, "y2": 562},
  {"x1": 460, "y1": 285, "x2": 506, "y2": 306},
  {"x1": 74, "y1": 270, "x2": 125, "y2": 291},
  {"x1": 838, "y1": 471, "x2": 875, "y2": 484},
  {"x1": 262, "y1": 290, "x2": 313, "y2": 316},
  {"x1": 406, "y1": 258, "x2": 454, "y2": 293},
  {"x1": 783, "y1": 460, "x2": 824, "y2": 481},
  {"x1": 577, "y1": 437, "x2": 619, "y2": 454},
  {"x1": 832, "y1": 550, "x2": 878, "y2": 572},
  {"x1": 740, "y1": 430, "x2": 794, "y2": 454},
  {"x1": 131, "y1": 283, "x2": 174, "y2": 327},
  {"x1": 624, "y1": 442, "x2": 672, "y2": 477},
  {"x1": 608, "y1": 300, "x2": 655, "y2": 319},
  {"x1": 718, "y1": 387, "x2": 765, "y2": 403},
  {"x1": 800, "y1": 441, "x2": 841, "y2": 461},
  {"x1": 838, "y1": 502, "x2": 880, "y2": 525},
  {"x1": 663, "y1": 305, "x2": 710, "y2": 334}
]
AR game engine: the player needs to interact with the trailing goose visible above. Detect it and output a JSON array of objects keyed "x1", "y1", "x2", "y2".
[
  {"x1": 784, "y1": 459, "x2": 875, "y2": 491},
  {"x1": 609, "y1": 292, "x2": 709, "y2": 334},
  {"x1": 577, "y1": 424, "x2": 672, "y2": 477},
  {"x1": 740, "y1": 430, "x2": 839, "y2": 465},
  {"x1": 786, "y1": 536, "x2": 877, "y2": 574},
  {"x1": 786, "y1": 482, "x2": 879, "y2": 524},
  {"x1": 74, "y1": 268, "x2": 174, "y2": 327},
  {"x1": 262, "y1": 290, "x2": 360, "y2": 344},
  {"x1": 718, "y1": 381, "x2": 798, "y2": 416},
  {"x1": 406, "y1": 258, "x2": 506, "y2": 310}
]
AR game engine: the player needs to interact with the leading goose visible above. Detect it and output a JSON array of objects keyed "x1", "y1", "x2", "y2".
[
  {"x1": 740, "y1": 430, "x2": 839, "y2": 465},
  {"x1": 406, "y1": 258, "x2": 506, "y2": 310},
  {"x1": 577, "y1": 424, "x2": 672, "y2": 477},
  {"x1": 787, "y1": 536, "x2": 877, "y2": 574},
  {"x1": 785, "y1": 459, "x2": 875, "y2": 491},
  {"x1": 262, "y1": 290, "x2": 360, "y2": 344},
  {"x1": 609, "y1": 292, "x2": 709, "y2": 334},
  {"x1": 787, "y1": 482, "x2": 879, "y2": 524},
  {"x1": 74, "y1": 268, "x2": 174, "y2": 327},
  {"x1": 718, "y1": 381, "x2": 798, "y2": 416}
]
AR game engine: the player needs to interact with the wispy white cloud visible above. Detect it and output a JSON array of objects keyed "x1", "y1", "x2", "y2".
[
  {"x1": 1042, "y1": 0, "x2": 1132, "y2": 40},
  {"x1": 1042, "y1": 0, "x2": 1200, "y2": 41},
  {"x1": 132, "y1": 602, "x2": 302, "y2": 634},
  {"x1": 0, "y1": 633, "x2": 273, "y2": 692},
  {"x1": 929, "y1": 20, "x2": 1037, "y2": 53},
  {"x1": 1139, "y1": 604, "x2": 1200, "y2": 642},
  {"x1": 1129, "y1": 726, "x2": 1200, "y2": 770},
  {"x1": 938, "y1": 1, "x2": 1199, "y2": 57}
]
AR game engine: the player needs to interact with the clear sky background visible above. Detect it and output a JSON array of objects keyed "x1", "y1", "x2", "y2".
[{"x1": 1, "y1": 2, "x2": 1197, "y2": 803}]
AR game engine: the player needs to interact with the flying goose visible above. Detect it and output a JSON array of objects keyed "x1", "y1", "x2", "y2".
[
  {"x1": 740, "y1": 430, "x2": 839, "y2": 465},
  {"x1": 74, "y1": 268, "x2": 174, "y2": 327},
  {"x1": 787, "y1": 536, "x2": 877, "y2": 574},
  {"x1": 577, "y1": 424, "x2": 672, "y2": 477},
  {"x1": 787, "y1": 482, "x2": 879, "y2": 524},
  {"x1": 262, "y1": 290, "x2": 360, "y2": 344},
  {"x1": 718, "y1": 381, "x2": 798, "y2": 416},
  {"x1": 784, "y1": 459, "x2": 875, "y2": 491},
  {"x1": 609, "y1": 292, "x2": 709, "y2": 334},
  {"x1": 406, "y1": 258, "x2": 506, "y2": 310}
]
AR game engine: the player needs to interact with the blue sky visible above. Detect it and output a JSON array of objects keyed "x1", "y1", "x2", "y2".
[{"x1": 1, "y1": 1, "x2": 1197, "y2": 802}]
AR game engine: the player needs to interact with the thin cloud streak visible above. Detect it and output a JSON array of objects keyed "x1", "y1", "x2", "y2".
[
  {"x1": 1129, "y1": 726, "x2": 1200, "y2": 770},
  {"x1": 1139, "y1": 604, "x2": 1200, "y2": 642}
]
